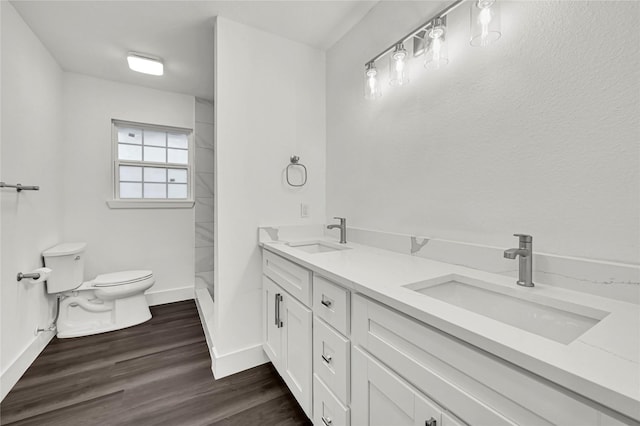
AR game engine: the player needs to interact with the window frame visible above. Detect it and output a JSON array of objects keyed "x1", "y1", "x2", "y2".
[{"x1": 107, "y1": 119, "x2": 195, "y2": 209}]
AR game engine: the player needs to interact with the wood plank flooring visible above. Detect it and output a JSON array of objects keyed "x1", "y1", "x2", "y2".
[{"x1": 1, "y1": 301, "x2": 311, "y2": 426}]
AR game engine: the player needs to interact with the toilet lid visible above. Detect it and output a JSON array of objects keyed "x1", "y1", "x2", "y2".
[{"x1": 93, "y1": 270, "x2": 153, "y2": 287}]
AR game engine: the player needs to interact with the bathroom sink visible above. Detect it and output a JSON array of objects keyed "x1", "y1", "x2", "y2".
[
  {"x1": 404, "y1": 274, "x2": 609, "y2": 344},
  {"x1": 287, "y1": 241, "x2": 351, "y2": 254}
]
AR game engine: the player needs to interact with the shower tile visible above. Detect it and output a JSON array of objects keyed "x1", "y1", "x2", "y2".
[
  {"x1": 195, "y1": 172, "x2": 214, "y2": 198},
  {"x1": 195, "y1": 122, "x2": 214, "y2": 149},
  {"x1": 195, "y1": 147, "x2": 214, "y2": 174},
  {"x1": 196, "y1": 246, "x2": 214, "y2": 272},
  {"x1": 195, "y1": 197, "x2": 214, "y2": 223},
  {"x1": 196, "y1": 222, "x2": 214, "y2": 247}
]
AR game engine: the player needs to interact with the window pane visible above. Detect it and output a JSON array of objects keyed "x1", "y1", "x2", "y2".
[
  {"x1": 145, "y1": 130, "x2": 166, "y2": 147},
  {"x1": 119, "y1": 166, "x2": 142, "y2": 182},
  {"x1": 118, "y1": 144, "x2": 142, "y2": 161},
  {"x1": 120, "y1": 182, "x2": 142, "y2": 198},
  {"x1": 144, "y1": 183, "x2": 167, "y2": 198},
  {"x1": 167, "y1": 169, "x2": 187, "y2": 183},
  {"x1": 168, "y1": 149, "x2": 188, "y2": 164},
  {"x1": 168, "y1": 184, "x2": 188, "y2": 199},
  {"x1": 144, "y1": 167, "x2": 166, "y2": 183},
  {"x1": 118, "y1": 127, "x2": 142, "y2": 144},
  {"x1": 168, "y1": 133, "x2": 188, "y2": 149},
  {"x1": 144, "y1": 146, "x2": 166, "y2": 163}
]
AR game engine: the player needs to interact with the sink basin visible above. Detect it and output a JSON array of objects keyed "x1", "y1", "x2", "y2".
[
  {"x1": 404, "y1": 274, "x2": 609, "y2": 344},
  {"x1": 287, "y1": 241, "x2": 351, "y2": 254}
]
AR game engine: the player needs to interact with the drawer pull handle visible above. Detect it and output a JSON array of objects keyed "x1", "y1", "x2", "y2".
[
  {"x1": 322, "y1": 416, "x2": 333, "y2": 426},
  {"x1": 321, "y1": 354, "x2": 333, "y2": 364},
  {"x1": 321, "y1": 298, "x2": 332, "y2": 308},
  {"x1": 425, "y1": 417, "x2": 437, "y2": 426},
  {"x1": 275, "y1": 293, "x2": 283, "y2": 328}
]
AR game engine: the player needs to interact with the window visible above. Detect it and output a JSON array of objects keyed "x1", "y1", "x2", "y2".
[{"x1": 109, "y1": 120, "x2": 194, "y2": 208}]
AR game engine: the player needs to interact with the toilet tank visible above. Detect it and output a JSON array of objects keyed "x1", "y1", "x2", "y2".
[{"x1": 42, "y1": 243, "x2": 87, "y2": 294}]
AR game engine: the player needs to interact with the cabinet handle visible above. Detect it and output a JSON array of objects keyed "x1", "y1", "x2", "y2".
[
  {"x1": 425, "y1": 417, "x2": 437, "y2": 426},
  {"x1": 321, "y1": 354, "x2": 333, "y2": 364},
  {"x1": 321, "y1": 298, "x2": 332, "y2": 308},
  {"x1": 275, "y1": 293, "x2": 283, "y2": 328},
  {"x1": 322, "y1": 416, "x2": 333, "y2": 426}
]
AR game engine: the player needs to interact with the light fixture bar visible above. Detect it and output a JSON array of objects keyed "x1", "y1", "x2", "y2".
[{"x1": 366, "y1": 0, "x2": 466, "y2": 65}]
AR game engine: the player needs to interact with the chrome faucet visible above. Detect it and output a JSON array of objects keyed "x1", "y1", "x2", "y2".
[
  {"x1": 504, "y1": 234, "x2": 534, "y2": 287},
  {"x1": 327, "y1": 217, "x2": 347, "y2": 244}
]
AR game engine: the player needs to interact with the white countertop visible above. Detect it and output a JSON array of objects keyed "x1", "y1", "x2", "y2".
[{"x1": 261, "y1": 238, "x2": 640, "y2": 420}]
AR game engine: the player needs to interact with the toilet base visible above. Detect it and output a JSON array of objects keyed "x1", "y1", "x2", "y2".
[{"x1": 56, "y1": 291, "x2": 151, "y2": 338}]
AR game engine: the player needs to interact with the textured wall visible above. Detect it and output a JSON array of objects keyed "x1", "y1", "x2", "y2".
[
  {"x1": 214, "y1": 17, "x2": 326, "y2": 360},
  {"x1": 61, "y1": 73, "x2": 195, "y2": 299},
  {"x1": 326, "y1": 1, "x2": 640, "y2": 264},
  {"x1": 1, "y1": 2, "x2": 64, "y2": 397}
]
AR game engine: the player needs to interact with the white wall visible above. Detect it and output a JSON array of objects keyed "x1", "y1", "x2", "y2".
[
  {"x1": 214, "y1": 17, "x2": 326, "y2": 367},
  {"x1": 326, "y1": 1, "x2": 640, "y2": 265},
  {"x1": 0, "y1": 2, "x2": 64, "y2": 399},
  {"x1": 61, "y1": 73, "x2": 196, "y2": 303}
]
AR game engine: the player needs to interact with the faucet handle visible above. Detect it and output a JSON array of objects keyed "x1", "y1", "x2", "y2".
[
  {"x1": 333, "y1": 216, "x2": 346, "y2": 223},
  {"x1": 513, "y1": 233, "x2": 532, "y2": 242}
]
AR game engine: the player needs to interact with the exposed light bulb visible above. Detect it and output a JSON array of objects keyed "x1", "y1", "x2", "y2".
[
  {"x1": 389, "y1": 43, "x2": 409, "y2": 86},
  {"x1": 364, "y1": 62, "x2": 382, "y2": 100},
  {"x1": 424, "y1": 17, "x2": 448, "y2": 70},
  {"x1": 470, "y1": 0, "x2": 501, "y2": 47}
]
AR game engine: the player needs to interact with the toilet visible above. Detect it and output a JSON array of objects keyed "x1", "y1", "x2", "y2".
[{"x1": 42, "y1": 242, "x2": 155, "y2": 338}]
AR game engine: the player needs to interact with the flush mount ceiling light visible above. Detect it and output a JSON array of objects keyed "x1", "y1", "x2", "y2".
[
  {"x1": 127, "y1": 52, "x2": 164, "y2": 76},
  {"x1": 363, "y1": 0, "x2": 503, "y2": 100}
]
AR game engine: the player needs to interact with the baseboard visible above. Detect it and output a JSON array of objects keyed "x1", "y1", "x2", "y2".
[
  {"x1": 145, "y1": 286, "x2": 194, "y2": 306},
  {"x1": 1, "y1": 330, "x2": 55, "y2": 401},
  {"x1": 211, "y1": 344, "x2": 269, "y2": 380}
]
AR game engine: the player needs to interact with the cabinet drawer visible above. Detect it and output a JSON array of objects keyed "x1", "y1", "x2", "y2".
[
  {"x1": 314, "y1": 374, "x2": 349, "y2": 426},
  {"x1": 263, "y1": 250, "x2": 312, "y2": 306},
  {"x1": 313, "y1": 316, "x2": 350, "y2": 405},
  {"x1": 313, "y1": 275, "x2": 350, "y2": 336}
]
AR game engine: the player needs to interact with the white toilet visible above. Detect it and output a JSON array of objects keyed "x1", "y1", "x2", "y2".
[{"x1": 42, "y1": 242, "x2": 155, "y2": 338}]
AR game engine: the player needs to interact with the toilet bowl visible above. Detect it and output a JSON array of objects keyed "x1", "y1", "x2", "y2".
[{"x1": 43, "y1": 243, "x2": 155, "y2": 338}]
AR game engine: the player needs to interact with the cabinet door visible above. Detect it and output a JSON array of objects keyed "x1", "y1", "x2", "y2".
[
  {"x1": 281, "y1": 291, "x2": 313, "y2": 418},
  {"x1": 352, "y1": 346, "x2": 443, "y2": 426},
  {"x1": 262, "y1": 276, "x2": 283, "y2": 367}
]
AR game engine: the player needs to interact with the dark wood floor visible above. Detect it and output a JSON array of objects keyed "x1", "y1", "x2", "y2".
[{"x1": 1, "y1": 301, "x2": 311, "y2": 426}]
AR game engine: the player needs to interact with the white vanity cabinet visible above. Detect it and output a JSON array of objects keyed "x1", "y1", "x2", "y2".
[
  {"x1": 352, "y1": 294, "x2": 634, "y2": 426},
  {"x1": 262, "y1": 247, "x2": 634, "y2": 426},
  {"x1": 262, "y1": 258, "x2": 312, "y2": 418},
  {"x1": 352, "y1": 346, "x2": 458, "y2": 426}
]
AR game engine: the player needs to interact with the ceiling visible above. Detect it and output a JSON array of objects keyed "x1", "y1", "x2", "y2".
[{"x1": 10, "y1": 1, "x2": 378, "y2": 100}]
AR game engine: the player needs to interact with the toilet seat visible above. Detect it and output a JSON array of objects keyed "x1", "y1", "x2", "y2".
[{"x1": 93, "y1": 270, "x2": 153, "y2": 287}]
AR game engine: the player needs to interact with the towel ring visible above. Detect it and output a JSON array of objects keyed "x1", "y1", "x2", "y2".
[{"x1": 286, "y1": 156, "x2": 307, "y2": 187}]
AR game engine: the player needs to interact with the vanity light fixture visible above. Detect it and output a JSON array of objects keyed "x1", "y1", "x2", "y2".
[
  {"x1": 470, "y1": 0, "x2": 501, "y2": 47},
  {"x1": 364, "y1": 61, "x2": 382, "y2": 100},
  {"x1": 127, "y1": 52, "x2": 164, "y2": 76},
  {"x1": 389, "y1": 43, "x2": 409, "y2": 86},
  {"x1": 424, "y1": 17, "x2": 449, "y2": 70},
  {"x1": 363, "y1": 0, "x2": 503, "y2": 99}
]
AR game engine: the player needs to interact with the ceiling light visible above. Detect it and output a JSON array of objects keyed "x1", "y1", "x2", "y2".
[
  {"x1": 389, "y1": 43, "x2": 410, "y2": 87},
  {"x1": 424, "y1": 17, "x2": 449, "y2": 70},
  {"x1": 363, "y1": 61, "x2": 382, "y2": 100},
  {"x1": 127, "y1": 52, "x2": 164, "y2": 76},
  {"x1": 470, "y1": 0, "x2": 501, "y2": 47}
]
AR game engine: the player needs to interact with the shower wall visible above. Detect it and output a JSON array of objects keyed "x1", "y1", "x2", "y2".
[{"x1": 194, "y1": 98, "x2": 215, "y2": 298}]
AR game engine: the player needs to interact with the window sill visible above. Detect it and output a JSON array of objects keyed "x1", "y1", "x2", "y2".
[{"x1": 106, "y1": 200, "x2": 195, "y2": 209}]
